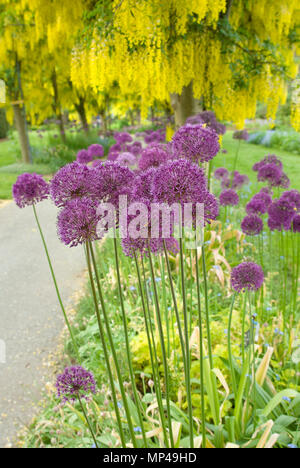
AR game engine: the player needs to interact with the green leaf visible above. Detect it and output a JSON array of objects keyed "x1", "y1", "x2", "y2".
[
  {"x1": 274, "y1": 415, "x2": 297, "y2": 427},
  {"x1": 262, "y1": 390, "x2": 299, "y2": 417},
  {"x1": 291, "y1": 347, "x2": 300, "y2": 364}
]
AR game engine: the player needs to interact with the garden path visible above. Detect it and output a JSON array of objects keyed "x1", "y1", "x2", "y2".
[{"x1": 0, "y1": 200, "x2": 86, "y2": 447}]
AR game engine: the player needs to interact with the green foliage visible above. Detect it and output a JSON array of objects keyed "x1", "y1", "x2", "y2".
[{"x1": 0, "y1": 108, "x2": 8, "y2": 139}]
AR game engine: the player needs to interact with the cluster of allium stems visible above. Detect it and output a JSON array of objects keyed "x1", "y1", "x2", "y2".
[{"x1": 15, "y1": 120, "x2": 293, "y2": 449}]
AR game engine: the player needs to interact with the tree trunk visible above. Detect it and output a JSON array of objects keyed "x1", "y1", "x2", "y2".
[
  {"x1": 75, "y1": 97, "x2": 89, "y2": 134},
  {"x1": 170, "y1": 81, "x2": 196, "y2": 128},
  {"x1": 51, "y1": 70, "x2": 66, "y2": 143},
  {"x1": 99, "y1": 110, "x2": 108, "y2": 134},
  {"x1": 12, "y1": 103, "x2": 31, "y2": 164}
]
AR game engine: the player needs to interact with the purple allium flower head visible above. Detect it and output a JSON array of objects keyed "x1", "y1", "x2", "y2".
[
  {"x1": 144, "y1": 130, "x2": 164, "y2": 144},
  {"x1": 231, "y1": 171, "x2": 249, "y2": 189},
  {"x1": 152, "y1": 159, "x2": 218, "y2": 226},
  {"x1": 280, "y1": 190, "x2": 300, "y2": 210},
  {"x1": 253, "y1": 154, "x2": 282, "y2": 172},
  {"x1": 56, "y1": 366, "x2": 96, "y2": 403},
  {"x1": 121, "y1": 199, "x2": 179, "y2": 258},
  {"x1": 88, "y1": 144, "x2": 104, "y2": 159},
  {"x1": 214, "y1": 167, "x2": 229, "y2": 180},
  {"x1": 292, "y1": 214, "x2": 300, "y2": 233},
  {"x1": 76, "y1": 149, "x2": 93, "y2": 165},
  {"x1": 12, "y1": 173, "x2": 49, "y2": 208},
  {"x1": 57, "y1": 197, "x2": 102, "y2": 247},
  {"x1": 187, "y1": 111, "x2": 226, "y2": 134},
  {"x1": 93, "y1": 161, "x2": 135, "y2": 208},
  {"x1": 231, "y1": 262, "x2": 264, "y2": 292},
  {"x1": 152, "y1": 159, "x2": 207, "y2": 205},
  {"x1": 264, "y1": 154, "x2": 283, "y2": 169},
  {"x1": 127, "y1": 142, "x2": 142, "y2": 156},
  {"x1": 114, "y1": 132, "x2": 133, "y2": 144},
  {"x1": 219, "y1": 189, "x2": 239, "y2": 206},
  {"x1": 131, "y1": 167, "x2": 157, "y2": 201},
  {"x1": 240, "y1": 174, "x2": 250, "y2": 186},
  {"x1": 267, "y1": 198, "x2": 296, "y2": 231},
  {"x1": 257, "y1": 163, "x2": 283, "y2": 186},
  {"x1": 233, "y1": 129, "x2": 249, "y2": 141},
  {"x1": 198, "y1": 110, "x2": 226, "y2": 135},
  {"x1": 116, "y1": 152, "x2": 137, "y2": 167},
  {"x1": 138, "y1": 145, "x2": 170, "y2": 171},
  {"x1": 50, "y1": 162, "x2": 99, "y2": 207},
  {"x1": 110, "y1": 143, "x2": 122, "y2": 153},
  {"x1": 221, "y1": 177, "x2": 231, "y2": 189},
  {"x1": 241, "y1": 214, "x2": 263, "y2": 236},
  {"x1": 246, "y1": 192, "x2": 272, "y2": 215},
  {"x1": 172, "y1": 124, "x2": 220, "y2": 163}
]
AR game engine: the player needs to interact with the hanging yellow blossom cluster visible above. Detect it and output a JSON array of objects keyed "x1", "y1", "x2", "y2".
[
  {"x1": 70, "y1": 0, "x2": 299, "y2": 128},
  {"x1": 0, "y1": 0, "x2": 299, "y2": 128}
]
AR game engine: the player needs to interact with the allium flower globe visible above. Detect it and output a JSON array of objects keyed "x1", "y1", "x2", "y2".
[
  {"x1": 87, "y1": 144, "x2": 104, "y2": 159},
  {"x1": 152, "y1": 159, "x2": 218, "y2": 226},
  {"x1": 76, "y1": 149, "x2": 93, "y2": 164},
  {"x1": 257, "y1": 163, "x2": 282, "y2": 186},
  {"x1": 292, "y1": 214, "x2": 300, "y2": 233},
  {"x1": 131, "y1": 167, "x2": 157, "y2": 201},
  {"x1": 121, "y1": 200, "x2": 179, "y2": 258},
  {"x1": 50, "y1": 162, "x2": 99, "y2": 207},
  {"x1": 231, "y1": 262, "x2": 264, "y2": 292},
  {"x1": 233, "y1": 129, "x2": 249, "y2": 141},
  {"x1": 267, "y1": 198, "x2": 296, "y2": 231},
  {"x1": 152, "y1": 159, "x2": 207, "y2": 205},
  {"x1": 13, "y1": 173, "x2": 49, "y2": 208},
  {"x1": 93, "y1": 161, "x2": 135, "y2": 208},
  {"x1": 241, "y1": 214, "x2": 263, "y2": 236},
  {"x1": 57, "y1": 197, "x2": 102, "y2": 247},
  {"x1": 138, "y1": 145, "x2": 170, "y2": 171},
  {"x1": 219, "y1": 189, "x2": 239, "y2": 206},
  {"x1": 110, "y1": 143, "x2": 122, "y2": 153},
  {"x1": 114, "y1": 132, "x2": 133, "y2": 144},
  {"x1": 172, "y1": 124, "x2": 220, "y2": 163},
  {"x1": 214, "y1": 167, "x2": 229, "y2": 180},
  {"x1": 280, "y1": 190, "x2": 300, "y2": 210},
  {"x1": 116, "y1": 152, "x2": 137, "y2": 167},
  {"x1": 56, "y1": 366, "x2": 96, "y2": 403},
  {"x1": 246, "y1": 191, "x2": 272, "y2": 215},
  {"x1": 253, "y1": 154, "x2": 282, "y2": 172}
]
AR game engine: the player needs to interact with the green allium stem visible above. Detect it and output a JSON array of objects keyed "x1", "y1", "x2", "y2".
[
  {"x1": 112, "y1": 237, "x2": 148, "y2": 447},
  {"x1": 147, "y1": 243, "x2": 174, "y2": 448},
  {"x1": 194, "y1": 246, "x2": 207, "y2": 448},
  {"x1": 135, "y1": 254, "x2": 170, "y2": 448},
  {"x1": 77, "y1": 395, "x2": 99, "y2": 448},
  {"x1": 88, "y1": 242, "x2": 137, "y2": 447},
  {"x1": 85, "y1": 242, "x2": 126, "y2": 447},
  {"x1": 179, "y1": 238, "x2": 194, "y2": 448},
  {"x1": 32, "y1": 205, "x2": 80, "y2": 362}
]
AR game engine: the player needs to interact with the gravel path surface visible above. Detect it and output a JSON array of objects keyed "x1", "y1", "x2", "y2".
[{"x1": 0, "y1": 200, "x2": 86, "y2": 447}]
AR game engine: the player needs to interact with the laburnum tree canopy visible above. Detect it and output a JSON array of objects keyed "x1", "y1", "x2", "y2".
[{"x1": 0, "y1": 0, "x2": 299, "y2": 131}]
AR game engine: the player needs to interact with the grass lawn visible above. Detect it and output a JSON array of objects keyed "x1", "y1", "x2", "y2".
[
  {"x1": 0, "y1": 132, "x2": 52, "y2": 199},
  {"x1": 218, "y1": 131, "x2": 299, "y2": 188}
]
